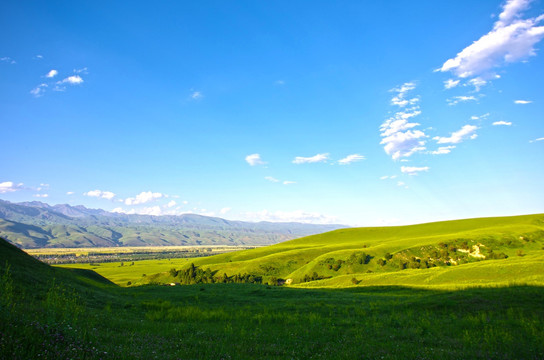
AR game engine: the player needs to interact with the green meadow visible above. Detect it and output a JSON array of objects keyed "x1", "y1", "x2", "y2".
[
  {"x1": 2, "y1": 214, "x2": 544, "y2": 359},
  {"x1": 62, "y1": 214, "x2": 544, "y2": 289}
]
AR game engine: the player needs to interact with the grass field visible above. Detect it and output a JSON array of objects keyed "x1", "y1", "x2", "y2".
[
  {"x1": 64, "y1": 214, "x2": 544, "y2": 289},
  {"x1": 2, "y1": 214, "x2": 544, "y2": 359}
]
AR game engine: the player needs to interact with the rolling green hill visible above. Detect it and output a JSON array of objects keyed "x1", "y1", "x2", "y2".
[
  {"x1": 2, "y1": 235, "x2": 544, "y2": 359},
  {"x1": 137, "y1": 213, "x2": 544, "y2": 288}
]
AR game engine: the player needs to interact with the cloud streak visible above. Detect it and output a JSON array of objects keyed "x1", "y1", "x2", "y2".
[
  {"x1": 338, "y1": 154, "x2": 365, "y2": 165},
  {"x1": 84, "y1": 189, "x2": 116, "y2": 200},
  {"x1": 292, "y1": 153, "x2": 329, "y2": 164},
  {"x1": 434, "y1": 125, "x2": 478, "y2": 144}
]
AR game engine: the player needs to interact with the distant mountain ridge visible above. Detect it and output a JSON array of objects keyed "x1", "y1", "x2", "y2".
[{"x1": 0, "y1": 200, "x2": 347, "y2": 248}]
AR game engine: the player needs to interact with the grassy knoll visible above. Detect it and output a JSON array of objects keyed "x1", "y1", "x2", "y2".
[
  {"x1": 99, "y1": 214, "x2": 544, "y2": 288},
  {"x1": 1, "y1": 236, "x2": 544, "y2": 359}
]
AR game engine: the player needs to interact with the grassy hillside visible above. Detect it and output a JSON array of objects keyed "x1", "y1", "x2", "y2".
[
  {"x1": 2, "y1": 236, "x2": 544, "y2": 359},
  {"x1": 129, "y1": 214, "x2": 544, "y2": 287}
]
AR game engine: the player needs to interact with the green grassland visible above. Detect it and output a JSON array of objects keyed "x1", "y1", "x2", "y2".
[
  {"x1": 3, "y1": 215, "x2": 544, "y2": 359},
  {"x1": 1, "y1": 236, "x2": 544, "y2": 359},
  {"x1": 80, "y1": 214, "x2": 544, "y2": 288}
]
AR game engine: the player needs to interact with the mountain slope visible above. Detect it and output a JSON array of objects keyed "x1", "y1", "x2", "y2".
[
  {"x1": 0, "y1": 200, "x2": 346, "y2": 248},
  {"x1": 140, "y1": 213, "x2": 544, "y2": 287}
]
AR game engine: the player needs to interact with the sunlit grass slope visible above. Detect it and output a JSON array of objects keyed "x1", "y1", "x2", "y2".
[
  {"x1": 2, "y1": 236, "x2": 544, "y2": 359},
  {"x1": 133, "y1": 214, "x2": 544, "y2": 287}
]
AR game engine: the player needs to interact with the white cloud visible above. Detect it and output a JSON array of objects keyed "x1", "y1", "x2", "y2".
[
  {"x1": 33, "y1": 194, "x2": 49, "y2": 198},
  {"x1": 397, "y1": 181, "x2": 406, "y2": 187},
  {"x1": 444, "y1": 79, "x2": 460, "y2": 89},
  {"x1": 220, "y1": 207, "x2": 231, "y2": 214},
  {"x1": 434, "y1": 125, "x2": 479, "y2": 144},
  {"x1": 124, "y1": 191, "x2": 163, "y2": 205},
  {"x1": 429, "y1": 146, "x2": 456, "y2": 155},
  {"x1": 84, "y1": 190, "x2": 116, "y2": 200},
  {"x1": 58, "y1": 75, "x2": 83, "y2": 85},
  {"x1": 30, "y1": 83, "x2": 48, "y2": 97},
  {"x1": 265, "y1": 176, "x2": 279, "y2": 183},
  {"x1": 167, "y1": 200, "x2": 176, "y2": 208},
  {"x1": 380, "y1": 129, "x2": 427, "y2": 160},
  {"x1": 338, "y1": 154, "x2": 365, "y2": 165},
  {"x1": 275, "y1": 80, "x2": 285, "y2": 85},
  {"x1": 0, "y1": 57, "x2": 16, "y2": 64},
  {"x1": 73, "y1": 67, "x2": 88, "y2": 74},
  {"x1": 468, "y1": 77, "x2": 487, "y2": 91},
  {"x1": 381, "y1": 83, "x2": 427, "y2": 160},
  {"x1": 191, "y1": 91, "x2": 202, "y2": 100},
  {"x1": 35, "y1": 55, "x2": 43, "y2": 59},
  {"x1": 447, "y1": 95, "x2": 477, "y2": 106},
  {"x1": 401, "y1": 166, "x2": 430, "y2": 175},
  {"x1": 45, "y1": 69, "x2": 58, "y2": 78},
  {"x1": 66, "y1": 191, "x2": 74, "y2": 195},
  {"x1": 380, "y1": 175, "x2": 397, "y2": 180},
  {"x1": 439, "y1": 0, "x2": 544, "y2": 78},
  {"x1": 292, "y1": 153, "x2": 329, "y2": 164},
  {"x1": 514, "y1": 99, "x2": 532, "y2": 104},
  {"x1": 471, "y1": 113, "x2": 490, "y2": 120},
  {"x1": 241, "y1": 209, "x2": 339, "y2": 224},
  {"x1": 0, "y1": 181, "x2": 24, "y2": 193},
  {"x1": 529, "y1": 137, "x2": 544, "y2": 142},
  {"x1": 389, "y1": 82, "x2": 418, "y2": 107},
  {"x1": 265, "y1": 176, "x2": 295, "y2": 185},
  {"x1": 245, "y1": 153, "x2": 266, "y2": 166},
  {"x1": 493, "y1": 121, "x2": 512, "y2": 126}
]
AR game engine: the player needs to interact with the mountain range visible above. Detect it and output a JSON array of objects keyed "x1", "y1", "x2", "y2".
[{"x1": 0, "y1": 200, "x2": 346, "y2": 248}]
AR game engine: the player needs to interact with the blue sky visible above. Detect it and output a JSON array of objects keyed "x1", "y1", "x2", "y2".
[{"x1": 1, "y1": 0, "x2": 543, "y2": 226}]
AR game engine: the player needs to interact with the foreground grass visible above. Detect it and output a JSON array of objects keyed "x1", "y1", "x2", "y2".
[{"x1": 2, "y1": 265, "x2": 544, "y2": 359}]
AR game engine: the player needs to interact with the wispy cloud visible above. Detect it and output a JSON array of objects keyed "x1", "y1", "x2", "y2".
[
  {"x1": 166, "y1": 200, "x2": 177, "y2": 208},
  {"x1": 401, "y1": 166, "x2": 429, "y2": 175},
  {"x1": 83, "y1": 189, "x2": 116, "y2": 200},
  {"x1": 283, "y1": 181, "x2": 296, "y2": 185},
  {"x1": 33, "y1": 194, "x2": 49, "y2": 198},
  {"x1": 124, "y1": 191, "x2": 163, "y2": 205},
  {"x1": 514, "y1": 99, "x2": 532, "y2": 104},
  {"x1": 468, "y1": 77, "x2": 487, "y2": 92},
  {"x1": 0, "y1": 181, "x2": 24, "y2": 193},
  {"x1": 191, "y1": 91, "x2": 203, "y2": 100},
  {"x1": 471, "y1": 113, "x2": 490, "y2": 120},
  {"x1": 438, "y1": 0, "x2": 544, "y2": 79},
  {"x1": 434, "y1": 125, "x2": 478, "y2": 144},
  {"x1": 444, "y1": 79, "x2": 460, "y2": 89},
  {"x1": 338, "y1": 154, "x2": 365, "y2": 165},
  {"x1": 245, "y1": 153, "x2": 266, "y2": 166},
  {"x1": 493, "y1": 121, "x2": 512, "y2": 126},
  {"x1": 0, "y1": 57, "x2": 16, "y2": 64},
  {"x1": 380, "y1": 82, "x2": 427, "y2": 160},
  {"x1": 66, "y1": 191, "x2": 74, "y2": 195},
  {"x1": 265, "y1": 176, "x2": 279, "y2": 183},
  {"x1": 30, "y1": 83, "x2": 48, "y2": 97},
  {"x1": 45, "y1": 69, "x2": 58, "y2": 78},
  {"x1": 292, "y1": 153, "x2": 329, "y2": 164},
  {"x1": 429, "y1": 145, "x2": 456, "y2": 155},
  {"x1": 447, "y1": 95, "x2": 477, "y2": 106},
  {"x1": 241, "y1": 209, "x2": 339, "y2": 224},
  {"x1": 529, "y1": 137, "x2": 544, "y2": 143},
  {"x1": 380, "y1": 175, "x2": 397, "y2": 180}
]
